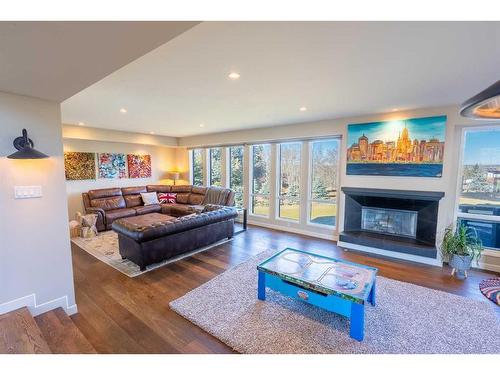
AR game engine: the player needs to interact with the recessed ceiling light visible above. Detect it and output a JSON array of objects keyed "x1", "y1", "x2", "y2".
[
  {"x1": 149, "y1": 131, "x2": 155, "y2": 135},
  {"x1": 299, "y1": 106, "x2": 307, "y2": 112},
  {"x1": 228, "y1": 72, "x2": 240, "y2": 80},
  {"x1": 199, "y1": 123, "x2": 205, "y2": 128},
  {"x1": 120, "y1": 108, "x2": 127, "y2": 113},
  {"x1": 78, "y1": 122, "x2": 85, "y2": 126}
]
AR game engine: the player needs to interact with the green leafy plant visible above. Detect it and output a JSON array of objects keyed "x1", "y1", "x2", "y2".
[{"x1": 440, "y1": 223, "x2": 484, "y2": 263}]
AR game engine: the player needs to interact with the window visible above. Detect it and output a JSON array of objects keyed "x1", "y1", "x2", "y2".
[
  {"x1": 209, "y1": 147, "x2": 222, "y2": 186},
  {"x1": 457, "y1": 128, "x2": 500, "y2": 250},
  {"x1": 229, "y1": 146, "x2": 244, "y2": 207},
  {"x1": 309, "y1": 139, "x2": 339, "y2": 227},
  {"x1": 251, "y1": 144, "x2": 271, "y2": 216},
  {"x1": 191, "y1": 149, "x2": 204, "y2": 186},
  {"x1": 278, "y1": 142, "x2": 301, "y2": 221}
]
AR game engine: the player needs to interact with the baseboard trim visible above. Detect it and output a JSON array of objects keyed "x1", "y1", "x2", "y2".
[
  {"x1": 247, "y1": 220, "x2": 337, "y2": 241},
  {"x1": 477, "y1": 260, "x2": 500, "y2": 273},
  {"x1": 0, "y1": 294, "x2": 77, "y2": 317},
  {"x1": 337, "y1": 240, "x2": 442, "y2": 267}
]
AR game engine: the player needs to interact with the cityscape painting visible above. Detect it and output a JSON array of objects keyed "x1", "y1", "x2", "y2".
[{"x1": 346, "y1": 115, "x2": 446, "y2": 177}]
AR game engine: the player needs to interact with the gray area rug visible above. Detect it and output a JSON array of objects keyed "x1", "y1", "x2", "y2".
[
  {"x1": 170, "y1": 250, "x2": 500, "y2": 354},
  {"x1": 72, "y1": 231, "x2": 232, "y2": 277}
]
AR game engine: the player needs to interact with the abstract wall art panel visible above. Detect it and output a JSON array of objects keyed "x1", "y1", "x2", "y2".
[
  {"x1": 346, "y1": 115, "x2": 446, "y2": 177},
  {"x1": 98, "y1": 153, "x2": 127, "y2": 179},
  {"x1": 127, "y1": 154, "x2": 152, "y2": 178},
  {"x1": 64, "y1": 152, "x2": 96, "y2": 180}
]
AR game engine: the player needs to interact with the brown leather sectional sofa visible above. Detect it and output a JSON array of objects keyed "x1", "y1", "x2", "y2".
[{"x1": 82, "y1": 185, "x2": 235, "y2": 232}]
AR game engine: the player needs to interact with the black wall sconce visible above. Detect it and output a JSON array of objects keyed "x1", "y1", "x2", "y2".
[
  {"x1": 7, "y1": 129, "x2": 49, "y2": 159},
  {"x1": 460, "y1": 80, "x2": 500, "y2": 120}
]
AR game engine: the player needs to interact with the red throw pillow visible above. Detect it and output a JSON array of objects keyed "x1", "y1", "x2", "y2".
[{"x1": 158, "y1": 192, "x2": 177, "y2": 204}]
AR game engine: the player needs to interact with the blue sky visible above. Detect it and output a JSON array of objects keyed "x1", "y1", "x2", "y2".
[
  {"x1": 347, "y1": 115, "x2": 447, "y2": 147},
  {"x1": 463, "y1": 129, "x2": 500, "y2": 165}
]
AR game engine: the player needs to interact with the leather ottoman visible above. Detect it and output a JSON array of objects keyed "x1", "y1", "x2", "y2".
[{"x1": 112, "y1": 207, "x2": 237, "y2": 271}]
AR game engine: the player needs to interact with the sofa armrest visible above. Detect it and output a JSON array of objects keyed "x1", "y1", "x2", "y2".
[{"x1": 202, "y1": 204, "x2": 225, "y2": 212}]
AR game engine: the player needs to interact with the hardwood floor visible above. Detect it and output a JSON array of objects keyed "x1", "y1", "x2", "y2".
[{"x1": 70, "y1": 224, "x2": 498, "y2": 354}]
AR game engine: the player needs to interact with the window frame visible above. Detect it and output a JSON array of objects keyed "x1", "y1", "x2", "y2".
[
  {"x1": 306, "y1": 138, "x2": 340, "y2": 229},
  {"x1": 455, "y1": 125, "x2": 500, "y2": 256}
]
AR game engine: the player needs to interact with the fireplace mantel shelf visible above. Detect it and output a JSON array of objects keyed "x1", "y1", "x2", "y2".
[{"x1": 341, "y1": 187, "x2": 445, "y2": 201}]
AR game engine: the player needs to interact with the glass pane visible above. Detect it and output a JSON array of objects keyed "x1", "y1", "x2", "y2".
[
  {"x1": 279, "y1": 143, "x2": 301, "y2": 198},
  {"x1": 230, "y1": 146, "x2": 244, "y2": 207},
  {"x1": 459, "y1": 129, "x2": 500, "y2": 216},
  {"x1": 459, "y1": 218, "x2": 500, "y2": 250},
  {"x1": 252, "y1": 195, "x2": 270, "y2": 216},
  {"x1": 310, "y1": 202, "x2": 336, "y2": 227},
  {"x1": 279, "y1": 198, "x2": 300, "y2": 221},
  {"x1": 234, "y1": 192, "x2": 244, "y2": 209},
  {"x1": 192, "y1": 149, "x2": 204, "y2": 186},
  {"x1": 311, "y1": 139, "x2": 339, "y2": 200},
  {"x1": 252, "y1": 144, "x2": 271, "y2": 195},
  {"x1": 209, "y1": 147, "x2": 222, "y2": 186}
]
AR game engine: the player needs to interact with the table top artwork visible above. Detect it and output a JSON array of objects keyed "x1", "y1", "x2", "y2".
[{"x1": 258, "y1": 248, "x2": 377, "y2": 303}]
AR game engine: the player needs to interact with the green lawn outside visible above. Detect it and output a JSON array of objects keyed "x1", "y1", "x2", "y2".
[{"x1": 252, "y1": 202, "x2": 336, "y2": 224}]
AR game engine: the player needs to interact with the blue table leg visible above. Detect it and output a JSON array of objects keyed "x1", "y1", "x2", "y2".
[
  {"x1": 258, "y1": 270, "x2": 266, "y2": 301},
  {"x1": 350, "y1": 303, "x2": 365, "y2": 341},
  {"x1": 368, "y1": 280, "x2": 376, "y2": 306}
]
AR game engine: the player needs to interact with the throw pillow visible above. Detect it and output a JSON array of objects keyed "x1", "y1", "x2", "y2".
[
  {"x1": 140, "y1": 192, "x2": 160, "y2": 206},
  {"x1": 158, "y1": 192, "x2": 177, "y2": 204}
]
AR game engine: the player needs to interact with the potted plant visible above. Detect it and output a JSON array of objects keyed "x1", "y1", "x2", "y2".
[{"x1": 440, "y1": 223, "x2": 483, "y2": 278}]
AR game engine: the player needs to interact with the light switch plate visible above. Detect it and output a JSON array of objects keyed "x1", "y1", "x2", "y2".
[{"x1": 14, "y1": 185, "x2": 43, "y2": 199}]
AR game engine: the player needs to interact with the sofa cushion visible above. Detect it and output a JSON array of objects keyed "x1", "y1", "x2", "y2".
[
  {"x1": 124, "y1": 195, "x2": 143, "y2": 208},
  {"x1": 91, "y1": 196, "x2": 126, "y2": 211},
  {"x1": 191, "y1": 186, "x2": 207, "y2": 195},
  {"x1": 121, "y1": 186, "x2": 147, "y2": 195},
  {"x1": 188, "y1": 192, "x2": 205, "y2": 205},
  {"x1": 171, "y1": 185, "x2": 192, "y2": 193},
  {"x1": 88, "y1": 188, "x2": 122, "y2": 200},
  {"x1": 176, "y1": 193, "x2": 190, "y2": 204},
  {"x1": 105, "y1": 208, "x2": 136, "y2": 224},
  {"x1": 147, "y1": 185, "x2": 171, "y2": 193},
  {"x1": 134, "y1": 204, "x2": 162, "y2": 215}
]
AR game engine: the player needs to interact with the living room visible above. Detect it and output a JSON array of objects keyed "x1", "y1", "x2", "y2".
[{"x1": 0, "y1": 2, "x2": 499, "y2": 373}]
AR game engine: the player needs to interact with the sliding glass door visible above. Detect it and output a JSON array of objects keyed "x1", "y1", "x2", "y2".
[
  {"x1": 191, "y1": 149, "x2": 204, "y2": 186},
  {"x1": 229, "y1": 146, "x2": 244, "y2": 208},
  {"x1": 308, "y1": 139, "x2": 339, "y2": 228},
  {"x1": 457, "y1": 127, "x2": 500, "y2": 251},
  {"x1": 251, "y1": 144, "x2": 271, "y2": 216},
  {"x1": 278, "y1": 142, "x2": 301, "y2": 221},
  {"x1": 209, "y1": 147, "x2": 222, "y2": 186}
]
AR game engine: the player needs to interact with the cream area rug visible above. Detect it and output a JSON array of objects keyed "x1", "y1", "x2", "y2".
[
  {"x1": 170, "y1": 250, "x2": 500, "y2": 354},
  {"x1": 72, "y1": 231, "x2": 232, "y2": 277}
]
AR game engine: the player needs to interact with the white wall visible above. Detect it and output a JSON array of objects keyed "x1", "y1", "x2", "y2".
[
  {"x1": 179, "y1": 105, "x2": 500, "y2": 271},
  {"x1": 0, "y1": 91, "x2": 76, "y2": 316},
  {"x1": 63, "y1": 136, "x2": 187, "y2": 220}
]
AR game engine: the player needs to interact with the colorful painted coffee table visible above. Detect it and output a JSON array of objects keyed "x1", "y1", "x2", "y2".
[{"x1": 257, "y1": 248, "x2": 378, "y2": 341}]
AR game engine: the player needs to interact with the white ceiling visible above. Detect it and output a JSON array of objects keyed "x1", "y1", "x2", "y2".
[
  {"x1": 0, "y1": 21, "x2": 198, "y2": 101},
  {"x1": 61, "y1": 22, "x2": 500, "y2": 137}
]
